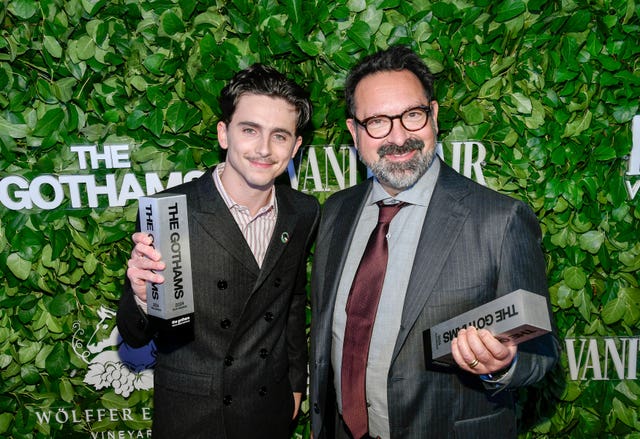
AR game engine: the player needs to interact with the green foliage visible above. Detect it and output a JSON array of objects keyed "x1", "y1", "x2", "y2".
[{"x1": 1, "y1": 0, "x2": 639, "y2": 437}]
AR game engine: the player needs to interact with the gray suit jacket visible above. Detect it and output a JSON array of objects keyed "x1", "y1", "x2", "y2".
[
  {"x1": 117, "y1": 168, "x2": 320, "y2": 439},
  {"x1": 310, "y1": 160, "x2": 559, "y2": 439}
]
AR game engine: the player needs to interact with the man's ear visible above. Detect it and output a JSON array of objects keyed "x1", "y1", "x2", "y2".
[
  {"x1": 291, "y1": 136, "x2": 303, "y2": 158},
  {"x1": 430, "y1": 101, "x2": 439, "y2": 134},
  {"x1": 217, "y1": 121, "x2": 229, "y2": 150},
  {"x1": 346, "y1": 119, "x2": 358, "y2": 148}
]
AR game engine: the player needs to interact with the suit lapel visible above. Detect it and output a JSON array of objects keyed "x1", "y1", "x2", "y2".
[
  {"x1": 320, "y1": 182, "x2": 372, "y2": 315},
  {"x1": 392, "y1": 164, "x2": 471, "y2": 362},
  {"x1": 254, "y1": 188, "x2": 298, "y2": 290},
  {"x1": 191, "y1": 170, "x2": 260, "y2": 276}
]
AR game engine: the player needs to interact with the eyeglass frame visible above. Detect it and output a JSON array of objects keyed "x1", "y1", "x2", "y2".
[{"x1": 352, "y1": 105, "x2": 432, "y2": 139}]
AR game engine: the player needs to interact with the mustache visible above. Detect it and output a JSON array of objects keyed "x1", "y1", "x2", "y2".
[
  {"x1": 378, "y1": 138, "x2": 425, "y2": 158},
  {"x1": 247, "y1": 156, "x2": 277, "y2": 165}
]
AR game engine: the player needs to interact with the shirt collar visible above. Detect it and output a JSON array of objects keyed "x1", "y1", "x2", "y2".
[{"x1": 212, "y1": 162, "x2": 277, "y2": 215}]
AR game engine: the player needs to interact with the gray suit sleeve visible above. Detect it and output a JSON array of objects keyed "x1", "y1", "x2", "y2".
[{"x1": 495, "y1": 201, "x2": 560, "y2": 389}]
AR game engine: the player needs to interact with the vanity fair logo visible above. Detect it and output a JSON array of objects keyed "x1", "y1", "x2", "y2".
[
  {"x1": 565, "y1": 337, "x2": 640, "y2": 381},
  {"x1": 288, "y1": 141, "x2": 487, "y2": 192},
  {"x1": 626, "y1": 115, "x2": 640, "y2": 200}
]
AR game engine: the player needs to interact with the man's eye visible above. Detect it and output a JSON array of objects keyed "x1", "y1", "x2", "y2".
[
  {"x1": 367, "y1": 117, "x2": 386, "y2": 127},
  {"x1": 242, "y1": 128, "x2": 256, "y2": 135}
]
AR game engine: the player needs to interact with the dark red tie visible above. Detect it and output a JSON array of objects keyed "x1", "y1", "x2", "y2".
[{"x1": 341, "y1": 201, "x2": 406, "y2": 439}]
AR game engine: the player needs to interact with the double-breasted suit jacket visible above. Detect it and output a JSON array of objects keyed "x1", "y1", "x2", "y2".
[
  {"x1": 310, "y1": 160, "x2": 559, "y2": 439},
  {"x1": 117, "y1": 167, "x2": 320, "y2": 439}
]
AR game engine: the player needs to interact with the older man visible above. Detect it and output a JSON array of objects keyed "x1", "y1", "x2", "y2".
[{"x1": 310, "y1": 46, "x2": 559, "y2": 439}]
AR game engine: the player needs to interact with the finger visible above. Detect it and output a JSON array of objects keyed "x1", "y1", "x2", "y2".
[
  {"x1": 451, "y1": 328, "x2": 480, "y2": 368},
  {"x1": 451, "y1": 338, "x2": 480, "y2": 372},
  {"x1": 472, "y1": 329, "x2": 517, "y2": 371},
  {"x1": 134, "y1": 289, "x2": 147, "y2": 302},
  {"x1": 465, "y1": 326, "x2": 494, "y2": 363},
  {"x1": 450, "y1": 337, "x2": 466, "y2": 367},
  {"x1": 131, "y1": 241, "x2": 163, "y2": 262},
  {"x1": 131, "y1": 233, "x2": 162, "y2": 260},
  {"x1": 132, "y1": 232, "x2": 153, "y2": 245},
  {"x1": 127, "y1": 267, "x2": 149, "y2": 300},
  {"x1": 126, "y1": 265, "x2": 165, "y2": 286},
  {"x1": 128, "y1": 252, "x2": 165, "y2": 271},
  {"x1": 478, "y1": 329, "x2": 511, "y2": 362}
]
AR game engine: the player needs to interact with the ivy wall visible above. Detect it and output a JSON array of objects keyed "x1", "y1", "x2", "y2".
[{"x1": 1, "y1": 0, "x2": 639, "y2": 437}]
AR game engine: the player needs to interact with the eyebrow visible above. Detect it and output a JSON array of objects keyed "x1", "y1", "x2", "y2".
[
  {"x1": 360, "y1": 104, "x2": 429, "y2": 120},
  {"x1": 238, "y1": 121, "x2": 295, "y2": 137}
]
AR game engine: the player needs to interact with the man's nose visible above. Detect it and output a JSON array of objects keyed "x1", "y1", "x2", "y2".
[
  {"x1": 255, "y1": 136, "x2": 271, "y2": 156},
  {"x1": 384, "y1": 118, "x2": 411, "y2": 146}
]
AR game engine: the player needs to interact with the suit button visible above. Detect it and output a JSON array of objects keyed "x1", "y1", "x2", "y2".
[
  {"x1": 258, "y1": 386, "x2": 267, "y2": 396},
  {"x1": 264, "y1": 312, "x2": 274, "y2": 322},
  {"x1": 223, "y1": 395, "x2": 232, "y2": 405},
  {"x1": 217, "y1": 280, "x2": 228, "y2": 290},
  {"x1": 313, "y1": 403, "x2": 320, "y2": 413},
  {"x1": 220, "y1": 318, "x2": 232, "y2": 329},
  {"x1": 136, "y1": 318, "x2": 146, "y2": 330},
  {"x1": 259, "y1": 348, "x2": 268, "y2": 359},
  {"x1": 273, "y1": 278, "x2": 282, "y2": 287},
  {"x1": 224, "y1": 355, "x2": 234, "y2": 366}
]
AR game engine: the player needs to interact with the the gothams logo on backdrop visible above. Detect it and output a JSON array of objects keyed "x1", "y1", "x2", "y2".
[
  {"x1": 0, "y1": 141, "x2": 488, "y2": 210},
  {"x1": 0, "y1": 144, "x2": 203, "y2": 210}
]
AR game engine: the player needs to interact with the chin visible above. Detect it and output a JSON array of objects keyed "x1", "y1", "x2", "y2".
[
  {"x1": 382, "y1": 176, "x2": 420, "y2": 191},
  {"x1": 248, "y1": 178, "x2": 277, "y2": 190}
]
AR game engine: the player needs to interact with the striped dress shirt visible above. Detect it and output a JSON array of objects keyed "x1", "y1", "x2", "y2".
[{"x1": 213, "y1": 162, "x2": 277, "y2": 267}]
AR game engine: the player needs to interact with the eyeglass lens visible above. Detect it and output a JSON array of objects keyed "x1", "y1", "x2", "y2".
[{"x1": 360, "y1": 107, "x2": 430, "y2": 138}]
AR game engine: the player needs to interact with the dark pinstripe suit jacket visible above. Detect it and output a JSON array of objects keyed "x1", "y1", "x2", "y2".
[
  {"x1": 117, "y1": 167, "x2": 320, "y2": 439},
  {"x1": 310, "y1": 159, "x2": 559, "y2": 439}
]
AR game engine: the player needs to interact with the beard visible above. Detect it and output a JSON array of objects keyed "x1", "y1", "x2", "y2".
[{"x1": 361, "y1": 137, "x2": 436, "y2": 191}]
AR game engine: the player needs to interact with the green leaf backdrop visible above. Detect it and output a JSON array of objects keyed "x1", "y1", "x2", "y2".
[{"x1": 1, "y1": 0, "x2": 639, "y2": 437}]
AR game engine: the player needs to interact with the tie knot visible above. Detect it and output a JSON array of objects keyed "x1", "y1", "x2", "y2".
[{"x1": 376, "y1": 201, "x2": 406, "y2": 224}]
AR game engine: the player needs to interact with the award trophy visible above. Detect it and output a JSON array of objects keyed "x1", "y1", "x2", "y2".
[
  {"x1": 138, "y1": 193, "x2": 194, "y2": 336},
  {"x1": 424, "y1": 289, "x2": 552, "y2": 368}
]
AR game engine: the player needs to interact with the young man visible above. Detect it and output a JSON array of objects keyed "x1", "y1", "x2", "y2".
[
  {"x1": 310, "y1": 46, "x2": 559, "y2": 439},
  {"x1": 117, "y1": 64, "x2": 319, "y2": 439}
]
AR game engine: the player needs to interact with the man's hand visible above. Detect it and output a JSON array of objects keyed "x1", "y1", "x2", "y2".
[
  {"x1": 126, "y1": 232, "x2": 166, "y2": 303},
  {"x1": 292, "y1": 392, "x2": 302, "y2": 419},
  {"x1": 451, "y1": 326, "x2": 517, "y2": 374}
]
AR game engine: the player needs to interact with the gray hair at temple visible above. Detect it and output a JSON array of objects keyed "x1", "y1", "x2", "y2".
[
  {"x1": 345, "y1": 46, "x2": 435, "y2": 118},
  {"x1": 219, "y1": 63, "x2": 313, "y2": 135}
]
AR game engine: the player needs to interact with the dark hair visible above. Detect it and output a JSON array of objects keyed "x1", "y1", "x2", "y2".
[
  {"x1": 219, "y1": 63, "x2": 312, "y2": 135},
  {"x1": 345, "y1": 45, "x2": 435, "y2": 118}
]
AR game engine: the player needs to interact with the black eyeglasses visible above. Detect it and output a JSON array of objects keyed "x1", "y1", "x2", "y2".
[{"x1": 353, "y1": 105, "x2": 432, "y2": 139}]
